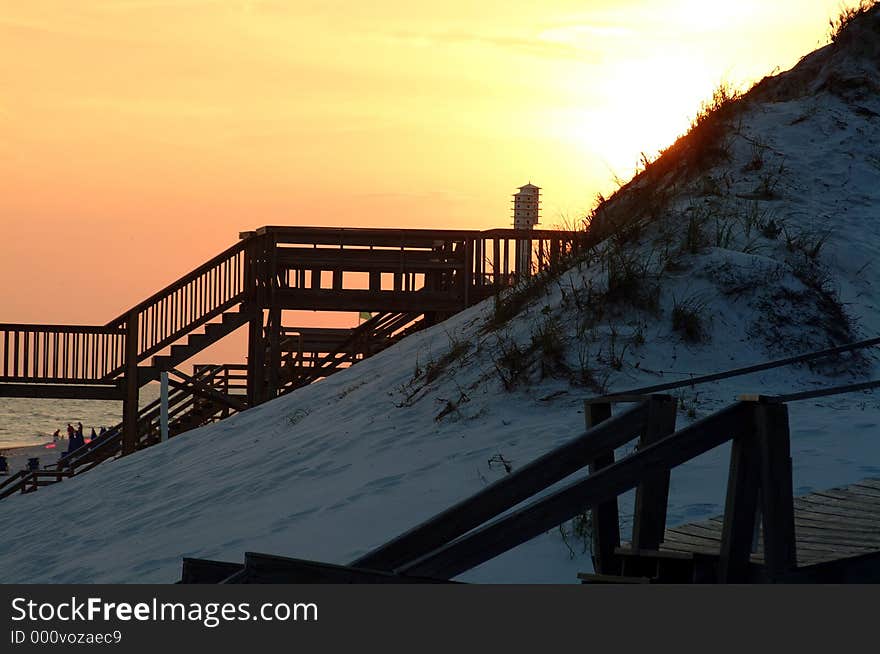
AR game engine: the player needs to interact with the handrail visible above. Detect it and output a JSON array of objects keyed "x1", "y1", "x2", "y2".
[
  {"x1": 595, "y1": 335, "x2": 880, "y2": 401},
  {"x1": 398, "y1": 402, "x2": 752, "y2": 579},
  {"x1": 105, "y1": 238, "x2": 252, "y2": 329},
  {"x1": 102, "y1": 237, "x2": 253, "y2": 370},
  {"x1": 740, "y1": 378, "x2": 880, "y2": 404},
  {"x1": 0, "y1": 324, "x2": 123, "y2": 334},
  {"x1": 1, "y1": 324, "x2": 126, "y2": 383}
]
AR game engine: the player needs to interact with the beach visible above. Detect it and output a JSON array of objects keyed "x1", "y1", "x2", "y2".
[{"x1": 0, "y1": 437, "x2": 82, "y2": 475}]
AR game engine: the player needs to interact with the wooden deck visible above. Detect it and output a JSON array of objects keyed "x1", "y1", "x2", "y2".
[{"x1": 659, "y1": 478, "x2": 880, "y2": 567}]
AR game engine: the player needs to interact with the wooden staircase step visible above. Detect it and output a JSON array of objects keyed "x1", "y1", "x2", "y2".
[{"x1": 577, "y1": 572, "x2": 652, "y2": 584}]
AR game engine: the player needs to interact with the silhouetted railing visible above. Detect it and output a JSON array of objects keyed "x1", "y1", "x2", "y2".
[
  {"x1": 0, "y1": 324, "x2": 125, "y2": 383},
  {"x1": 106, "y1": 238, "x2": 252, "y2": 367}
]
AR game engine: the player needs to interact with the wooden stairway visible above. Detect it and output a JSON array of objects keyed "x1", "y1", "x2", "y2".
[{"x1": 140, "y1": 307, "x2": 255, "y2": 385}]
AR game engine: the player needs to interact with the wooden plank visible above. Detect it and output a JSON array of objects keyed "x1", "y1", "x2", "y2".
[
  {"x1": 792, "y1": 513, "x2": 880, "y2": 533},
  {"x1": 578, "y1": 572, "x2": 650, "y2": 584},
  {"x1": 664, "y1": 529, "x2": 723, "y2": 548},
  {"x1": 793, "y1": 497, "x2": 880, "y2": 521},
  {"x1": 614, "y1": 547, "x2": 694, "y2": 561},
  {"x1": 754, "y1": 402, "x2": 796, "y2": 580},
  {"x1": 796, "y1": 493, "x2": 880, "y2": 515},
  {"x1": 179, "y1": 558, "x2": 245, "y2": 584},
  {"x1": 853, "y1": 479, "x2": 880, "y2": 491},
  {"x1": 807, "y1": 489, "x2": 880, "y2": 510},
  {"x1": 275, "y1": 288, "x2": 463, "y2": 313},
  {"x1": 233, "y1": 553, "x2": 452, "y2": 584},
  {"x1": 585, "y1": 401, "x2": 620, "y2": 575},
  {"x1": 0, "y1": 383, "x2": 125, "y2": 400},
  {"x1": 718, "y1": 429, "x2": 761, "y2": 582},
  {"x1": 353, "y1": 401, "x2": 650, "y2": 571},
  {"x1": 632, "y1": 396, "x2": 677, "y2": 550}
]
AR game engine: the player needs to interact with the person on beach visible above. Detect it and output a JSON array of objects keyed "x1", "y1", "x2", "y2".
[
  {"x1": 67, "y1": 423, "x2": 75, "y2": 439},
  {"x1": 67, "y1": 429, "x2": 85, "y2": 455},
  {"x1": 76, "y1": 422, "x2": 83, "y2": 438},
  {"x1": 53, "y1": 429, "x2": 60, "y2": 441},
  {"x1": 99, "y1": 427, "x2": 107, "y2": 437},
  {"x1": 89, "y1": 427, "x2": 97, "y2": 441}
]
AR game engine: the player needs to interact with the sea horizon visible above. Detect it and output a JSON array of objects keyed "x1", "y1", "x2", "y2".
[{"x1": 0, "y1": 383, "x2": 162, "y2": 449}]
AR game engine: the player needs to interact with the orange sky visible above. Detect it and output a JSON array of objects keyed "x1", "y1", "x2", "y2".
[{"x1": 0, "y1": 0, "x2": 849, "y2": 362}]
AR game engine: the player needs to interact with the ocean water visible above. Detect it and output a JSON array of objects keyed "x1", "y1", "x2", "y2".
[{"x1": 0, "y1": 384, "x2": 161, "y2": 448}]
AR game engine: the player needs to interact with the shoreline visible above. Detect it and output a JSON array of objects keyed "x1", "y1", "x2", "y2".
[{"x1": 0, "y1": 438, "x2": 76, "y2": 475}]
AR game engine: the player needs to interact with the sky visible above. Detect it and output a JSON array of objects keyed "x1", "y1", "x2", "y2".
[{"x1": 0, "y1": 0, "x2": 852, "y2": 361}]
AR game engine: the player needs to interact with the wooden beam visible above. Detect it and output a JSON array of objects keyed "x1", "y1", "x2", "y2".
[
  {"x1": 274, "y1": 288, "x2": 463, "y2": 313},
  {"x1": 754, "y1": 401, "x2": 797, "y2": 580},
  {"x1": 179, "y1": 558, "x2": 244, "y2": 584},
  {"x1": 229, "y1": 552, "x2": 455, "y2": 584},
  {"x1": 585, "y1": 401, "x2": 620, "y2": 576},
  {"x1": 631, "y1": 396, "x2": 677, "y2": 550},
  {"x1": 0, "y1": 383, "x2": 124, "y2": 400},
  {"x1": 121, "y1": 311, "x2": 139, "y2": 456},
  {"x1": 718, "y1": 426, "x2": 762, "y2": 582}
]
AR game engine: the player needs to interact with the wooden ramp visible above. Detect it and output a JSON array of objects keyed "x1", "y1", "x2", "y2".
[{"x1": 657, "y1": 478, "x2": 880, "y2": 568}]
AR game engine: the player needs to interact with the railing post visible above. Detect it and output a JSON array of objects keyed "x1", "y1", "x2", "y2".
[
  {"x1": 266, "y1": 307, "x2": 281, "y2": 399},
  {"x1": 244, "y1": 235, "x2": 267, "y2": 407},
  {"x1": 631, "y1": 395, "x2": 677, "y2": 550},
  {"x1": 718, "y1": 406, "x2": 761, "y2": 583},
  {"x1": 462, "y1": 239, "x2": 472, "y2": 308},
  {"x1": 754, "y1": 400, "x2": 796, "y2": 581},
  {"x1": 585, "y1": 400, "x2": 620, "y2": 575},
  {"x1": 121, "y1": 310, "x2": 139, "y2": 456}
]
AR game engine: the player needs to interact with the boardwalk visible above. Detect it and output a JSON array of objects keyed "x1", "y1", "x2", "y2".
[
  {"x1": 660, "y1": 478, "x2": 880, "y2": 567},
  {"x1": 0, "y1": 225, "x2": 583, "y2": 463}
]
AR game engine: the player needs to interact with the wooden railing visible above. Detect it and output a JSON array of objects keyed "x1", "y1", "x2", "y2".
[
  {"x1": 404, "y1": 400, "x2": 791, "y2": 582},
  {"x1": 470, "y1": 229, "x2": 587, "y2": 290},
  {"x1": 105, "y1": 238, "x2": 253, "y2": 367},
  {"x1": 0, "y1": 237, "x2": 257, "y2": 388},
  {"x1": 0, "y1": 324, "x2": 125, "y2": 383},
  {"x1": 344, "y1": 394, "x2": 797, "y2": 583}
]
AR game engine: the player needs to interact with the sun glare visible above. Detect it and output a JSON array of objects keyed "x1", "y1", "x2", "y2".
[{"x1": 557, "y1": 52, "x2": 721, "y2": 183}]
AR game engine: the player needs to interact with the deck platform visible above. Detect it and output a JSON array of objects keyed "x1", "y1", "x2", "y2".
[
  {"x1": 660, "y1": 478, "x2": 880, "y2": 566},
  {"x1": 604, "y1": 478, "x2": 880, "y2": 582}
]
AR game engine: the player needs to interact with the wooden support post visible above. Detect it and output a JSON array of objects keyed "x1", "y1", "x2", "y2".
[
  {"x1": 586, "y1": 401, "x2": 620, "y2": 576},
  {"x1": 266, "y1": 306, "x2": 281, "y2": 399},
  {"x1": 246, "y1": 309, "x2": 265, "y2": 407},
  {"x1": 718, "y1": 430, "x2": 761, "y2": 583},
  {"x1": 369, "y1": 270, "x2": 381, "y2": 292},
  {"x1": 332, "y1": 270, "x2": 343, "y2": 291},
  {"x1": 755, "y1": 401, "x2": 796, "y2": 580},
  {"x1": 631, "y1": 395, "x2": 677, "y2": 550},
  {"x1": 492, "y1": 239, "x2": 500, "y2": 287},
  {"x1": 121, "y1": 311, "x2": 139, "y2": 456},
  {"x1": 462, "y1": 240, "x2": 472, "y2": 307}
]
